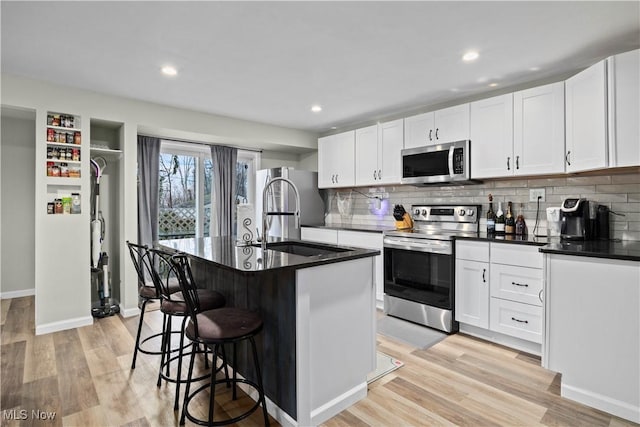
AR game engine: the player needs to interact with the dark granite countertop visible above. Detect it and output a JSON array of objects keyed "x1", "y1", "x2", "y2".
[
  {"x1": 302, "y1": 223, "x2": 394, "y2": 233},
  {"x1": 454, "y1": 233, "x2": 548, "y2": 247},
  {"x1": 158, "y1": 236, "x2": 379, "y2": 273},
  {"x1": 539, "y1": 239, "x2": 640, "y2": 262},
  {"x1": 455, "y1": 233, "x2": 640, "y2": 261}
]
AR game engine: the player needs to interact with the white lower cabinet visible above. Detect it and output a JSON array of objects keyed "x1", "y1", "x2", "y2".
[
  {"x1": 456, "y1": 240, "x2": 544, "y2": 349},
  {"x1": 301, "y1": 227, "x2": 384, "y2": 306}
]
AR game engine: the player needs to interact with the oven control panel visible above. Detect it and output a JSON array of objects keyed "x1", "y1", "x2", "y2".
[{"x1": 411, "y1": 205, "x2": 480, "y2": 223}]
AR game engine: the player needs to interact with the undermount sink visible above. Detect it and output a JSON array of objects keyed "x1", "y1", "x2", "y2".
[{"x1": 254, "y1": 241, "x2": 350, "y2": 257}]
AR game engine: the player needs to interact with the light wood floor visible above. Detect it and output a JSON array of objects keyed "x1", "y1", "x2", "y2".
[{"x1": 1, "y1": 296, "x2": 637, "y2": 427}]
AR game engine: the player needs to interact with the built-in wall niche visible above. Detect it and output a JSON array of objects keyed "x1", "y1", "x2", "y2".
[{"x1": 89, "y1": 119, "x2": 124, "y2": 307}]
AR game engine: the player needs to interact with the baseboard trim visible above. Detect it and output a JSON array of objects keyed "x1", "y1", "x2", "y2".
[
  {"x1": 0, "y1": 288, "x2": 35, "y2": 299},
  {"x1": 562, "y1": 383, "x2": 640, "y2": 424},
  {"x1": 120, "y1": 306, "x2": 140, "y2": 318},
  {"x1": 35, "y1": 316, "x2": 93, "y2": 336},
  {"x1": 459, "y1": 323, "x2": 542, "y2": 356},
  {"x1": 310, "y1": 381, "x2": 367, "y2": 426}
]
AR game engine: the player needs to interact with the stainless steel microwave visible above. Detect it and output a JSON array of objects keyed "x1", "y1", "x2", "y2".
[{"x1": 401, "y1": 140, "x2": 475, "y2": 185}]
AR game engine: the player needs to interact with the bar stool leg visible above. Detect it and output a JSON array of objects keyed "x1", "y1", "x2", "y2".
[
  {"x1": 180, "y1": 344, "x2": 197, "y2": 426},
  {"x1": 232, "y1": 342, "x2": 238, "y2": 400},
  {"x1": 157, "y1": 314, "x2": 171, "y2": 387},
  {"x1": 174, "y1": 316, "x2": 188, "y2": 411},
  {"x1": 250, "y1": 336, "x2": 269, "y2": 426},
  {"x1": 131, "y1": 298, "x2": 150, "y2": 369},
  {"x1": 208, "y1": 348, "x2": 218, "y2": 426}
]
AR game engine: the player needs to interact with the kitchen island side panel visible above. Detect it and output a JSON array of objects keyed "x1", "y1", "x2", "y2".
[{"x1": 191, "y1": 259, "x2": 298, "y2": 420}]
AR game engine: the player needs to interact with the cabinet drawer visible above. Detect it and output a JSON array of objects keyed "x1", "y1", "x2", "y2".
[
  {"x1": 301, "y1": 227, "x2": 338, "y2": 244},
  {"x1": 456, "y1": 240, "x2": 489, "y2": 262},
  {"x1": 490, "y1": 263, "x2": 543, "y2": 306},
  {"x1": 490, "y1": 243, "x2": 543, "y2": 269},
  {"x1": 490, "y1": 298, "x2": 542, "y2": 343},
  {"x1": 337, "y1": 230, "x2": 383, "y2": 250}
]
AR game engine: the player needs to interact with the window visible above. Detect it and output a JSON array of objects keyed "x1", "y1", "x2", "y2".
[{"x1": 158, "y1": 140, "x2": 259, "y2": 239}]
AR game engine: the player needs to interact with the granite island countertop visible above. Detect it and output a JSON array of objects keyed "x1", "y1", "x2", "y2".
[{"x1": 158, "y1": 236, "x2": 379, "y2": 273}]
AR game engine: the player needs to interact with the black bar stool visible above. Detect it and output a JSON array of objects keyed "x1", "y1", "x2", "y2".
[
  {"x1": 126, "y1": 241, "x2": 181, "y2": 370},
  {"x1": 149, "y1": 248, "x2": 227, "y2": 412},
  {"x1": 170, "y1": 253, "x2": 269, "y2": 427}
]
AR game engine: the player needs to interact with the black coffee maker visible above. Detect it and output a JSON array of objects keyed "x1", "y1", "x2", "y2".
[{"x1": 560, "y1": 198, "x2": 591, "y2": 240}]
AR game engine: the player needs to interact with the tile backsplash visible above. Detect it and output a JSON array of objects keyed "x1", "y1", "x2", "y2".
[{"x1": 323, "y1": 171, "x2": 640, "y2": 241}]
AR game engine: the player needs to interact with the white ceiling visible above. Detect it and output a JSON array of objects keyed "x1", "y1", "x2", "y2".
[{"x1": 2, "y1": 1, "x2": 639, "y2": 134}]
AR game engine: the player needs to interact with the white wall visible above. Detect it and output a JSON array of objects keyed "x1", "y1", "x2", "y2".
[
  {"x1": 260, "y1": 150, "x2": 319, "y2": 172},
  {"x1": 0, "y1": 114, "x2": 36, "y2": 297}
]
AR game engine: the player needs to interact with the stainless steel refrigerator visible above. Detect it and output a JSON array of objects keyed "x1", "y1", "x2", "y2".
[{"x1": 255, "y1": 167, "x2": 324, "y2": 240}]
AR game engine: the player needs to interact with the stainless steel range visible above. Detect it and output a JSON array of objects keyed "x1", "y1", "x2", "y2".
[{"x1": 383, "y1": 204, "x2": 481, "y2": 333}]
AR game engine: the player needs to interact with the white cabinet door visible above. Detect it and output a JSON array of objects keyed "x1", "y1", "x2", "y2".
[
  {"x1": 514, "y1": 82, "x2": 566, "y2": 176},
  {"x1": 317, "y1": 134, "x2": 334, "y2": 188},
  {"x1": 337, "y1": 230, "x2": 384, "y2": 304},
  {"x1": 300, "y1": 227, "x2": 338, "y2": 244},
  {"x1": 434, "y1": 104, "x2": 470, "y2": 144},
  {"x1": 378, "y1": 119, "x2": 404, "y2": 185},
  {"x1": 354, "y1": 125, "x2": 379, "y2": 186},
  {"x1": 318, "y1": 131, "x2": 355, "y2": 189},
  {"x1": 565, "y1": 60, "x2": 608, "y2": 172},
  {"x1": 404, "y1": 111, "x2": 435, "y2": 149},
  {"x1": 470, "y1": 94, "x2": 514, "y2": 179},
  {"x1": 455, "y1": 259, "x2": 489, "y2": 329},
  {"x1": 608, "y1": 49, "x2": 640, "y2": 168}
]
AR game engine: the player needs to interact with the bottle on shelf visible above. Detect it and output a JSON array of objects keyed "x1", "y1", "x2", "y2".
[
  {"x1": 505, "y1": 201, "x2": 515, "y2": 234},
  {"x1": 486, "y1": 194, "x2": 496, "y2": 234},
  {"x1": 495, "y1": 201, "x2": 505, "y2": 234}
]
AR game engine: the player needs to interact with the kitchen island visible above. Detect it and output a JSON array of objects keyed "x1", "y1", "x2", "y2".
[{"x1": 159, "y1": 237, "x2": 379, "y2": 427}]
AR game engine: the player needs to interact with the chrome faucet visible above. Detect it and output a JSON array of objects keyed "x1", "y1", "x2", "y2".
[{"x1": 261, "y1": 177, "x2": 300, "y2": 252}]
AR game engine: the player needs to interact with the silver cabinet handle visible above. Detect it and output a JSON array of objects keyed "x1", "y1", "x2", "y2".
[
  {"x1": 335, "y1": 174, "x2": 338, "y2": 183},
  {"x1": 378, "y1": 169, "x2": 382, "y2": 180},
  {"x1": 435, "y1": 128, "x2": 439, "y2": 140},
  {"x1": 512, "y1": 281, "x2": 528, "y2": 287},
  {"x1": 482, "y1": 268, "x2": 486, "y2": 283},
  {"x1": 373, "y1": 170, "x2": 377, "y2": 180},
  {"x1": 539, "y1": 289, "x2": 543, "y2": 303},
  {"x1": 511, "y1": 317, "x2": 529, "y2": 324},
  {"x1": 507, "y1": 157, "x2": 511, "y2": 171},
  {"x1": 331, "y1": 174, "x2": 335, "y2": 183},
  {"x1": 566, "y1": 151, "x2": 571, "y2": 166},
  {"x1": 429, "y1": 129, "x2": 432, "y2": 141},
  {"x1": 516, "y1": 155, "x2": 520, "y2": 170}
]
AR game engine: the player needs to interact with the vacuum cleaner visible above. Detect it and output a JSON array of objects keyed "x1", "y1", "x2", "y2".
[{"x1": 90, "y1": 157, "x2": 120, "y2": 318}]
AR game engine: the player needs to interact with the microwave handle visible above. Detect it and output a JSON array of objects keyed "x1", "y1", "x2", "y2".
[{"x1": 448, "y1": 145, "x2": 455, "y2": 177}]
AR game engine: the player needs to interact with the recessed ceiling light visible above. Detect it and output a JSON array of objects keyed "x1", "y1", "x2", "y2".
[
  {"x1": 462, "y1": 51, "x2": 479, "y2": 62},
  {"x1": 311, "y1": 105, "x2": 322, "y2": 113},
  {"x1": 450, "y1": 88, "x2": 460, "y2": 93},
  {"x1": 489, "y1": 83, "x2": 499, "y2": 87},
  {"x1": 161, "y1": 66, "x2": 178, "y2": 76},
  {"x1": 529, "y1": 66, "x2": 541, "y2": 72},
  {"x1": 330, "y1": 126, "x2": 337, "y2": 130}
]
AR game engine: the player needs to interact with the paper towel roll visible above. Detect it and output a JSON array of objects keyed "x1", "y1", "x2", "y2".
[{"x1": 237, "y1": 203, "x2": 255, "y2": 244}]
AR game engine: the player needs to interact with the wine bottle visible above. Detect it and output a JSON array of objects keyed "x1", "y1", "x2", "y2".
[
  {"x1": 486, "y1": 194, "x2": 495, "y2": 234},
  {"x1": 495, "y1": 202, "x2": 505, "y2": 234},
  {"x1": 505, "y1": 201, "x2": 515, "y2": 234},
  {"x1": 516, "y1": 204, "x2": 527, "y2": 236}
]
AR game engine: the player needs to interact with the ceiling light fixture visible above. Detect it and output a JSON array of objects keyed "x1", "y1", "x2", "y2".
[
  {"x1": 311, "y1": 105, "x2": 322, "y2": 113},
  {"x1": 489, "y1": 83, "x2": 499, "y2": 87},
  {"x1": 462, "y1": 51, "x2": 479, "y2": 62},
  {"x1": 161, "y1": 66, "x2": 178, "y2": 76}
]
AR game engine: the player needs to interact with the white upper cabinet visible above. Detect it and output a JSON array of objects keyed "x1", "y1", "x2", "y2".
[
  {"x1": 404, "y1": 104, "x2": 469, "y2": 149},
  {"x1": 434, "y1": 104, "x2": 470, "y2": 144},
  {"x1": 470, "y1": 94, "x2": 514, "y2": 179},
  {"x1": 608, "y1": 49, "x2": 640, "y2": 168},
  {"x1": 513, "y1": 82, "x2": 566, "y2": 176},
  {"x1": 355, "y1": 119, "x2": 403, "y2": 186},
  {"x1": 565, "y1": 60, "x2": 608, "y2": 173},
  {"x1": 318, "y1": 130, "x2": 355, "y2": 188},
  {"x1": 378, "y1": 119, "x2": 404, "y2": 184}
]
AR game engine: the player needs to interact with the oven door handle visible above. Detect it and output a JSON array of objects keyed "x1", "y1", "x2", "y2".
[{"x1": 383, "y1": 239, "x2": 452, "y2": 254}]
